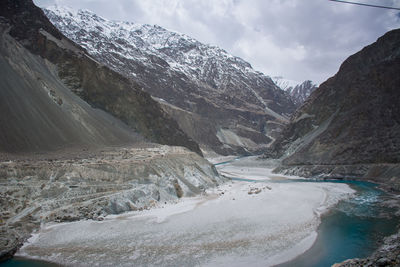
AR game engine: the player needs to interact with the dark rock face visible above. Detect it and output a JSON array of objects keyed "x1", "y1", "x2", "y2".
[
  {"x1": 0, "y1": 0, "x2": 202, "y2": 155},
  {"x1": 266, "y1": 29, "x2": 400, "y2": 184},
  {"x1": 44, "y1": 7, "x2": 296, "y2": 154}
]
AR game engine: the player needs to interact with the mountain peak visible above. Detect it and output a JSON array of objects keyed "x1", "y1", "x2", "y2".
[
  {"x1": 272, "y1": 77, "x2": 301, "y2": 91},
  {"x1": 272, "y1": 77, "x2": 317, "y2": 107},
  {"x1": 44, "y1": 7, "x2": 257, "y2": 83},
  {"x1": 46, "y1": 5, "x2": 78, "y2": 16}
]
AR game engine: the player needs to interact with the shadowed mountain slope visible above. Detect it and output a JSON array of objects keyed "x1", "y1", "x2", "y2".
[
  {"x1": 265, "y1": 28, "x2": 400, "y2": 188},
  {"x1": 0, "y1": 0, "x2": 201, "y2": 155},
  {"x1": 0, "y1": 23, "x2": 141, "y2": 152}
]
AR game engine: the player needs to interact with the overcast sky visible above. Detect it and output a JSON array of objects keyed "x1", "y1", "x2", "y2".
[{"x1": 33, "y1": 0, "x2": 400, "y2": 84}]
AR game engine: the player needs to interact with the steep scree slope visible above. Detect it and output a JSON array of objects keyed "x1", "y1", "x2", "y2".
[
  {"x1": 0, "y1": 22, "x2": 141, "y2": 152},
  {"x1": 0, "y1": 0, "x2": 201, "y2": 155}
]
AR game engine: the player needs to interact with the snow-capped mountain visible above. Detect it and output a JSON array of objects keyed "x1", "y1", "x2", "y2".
[
  {"x1": 273, "y1": 77, "x2": 317, "y2": 107},
  {"x1": 44, "y1": 6, "x2": 296, "y2": 154},
  {"x1": 287, "y1": 80, "x2": 317, "y2": 106},
  {"x1": 272, "y1": 77, "x2": 300, "y2": 91}
]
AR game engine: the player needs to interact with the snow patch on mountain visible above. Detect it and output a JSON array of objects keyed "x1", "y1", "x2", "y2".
[
  {"x1": 272, "y1": 76, "x2": 301, "y2": 91},
  {"x1": 45, "y1": 6, "x2": 256, "y2": 88},
  {"x1": 273, "y1": 77, "x2": 317, "y2": 106}
]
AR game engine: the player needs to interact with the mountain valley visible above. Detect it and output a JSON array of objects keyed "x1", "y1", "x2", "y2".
[{"x1": 0, "y1": 0, "x2": 399, "y2": 266}]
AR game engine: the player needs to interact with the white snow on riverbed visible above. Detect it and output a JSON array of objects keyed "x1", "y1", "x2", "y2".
[{"x1": 18, "y1": 157, "x2": 354, "y2": 267}]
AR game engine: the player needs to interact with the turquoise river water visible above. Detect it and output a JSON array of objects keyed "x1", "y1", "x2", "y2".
[{"x1": 276, "y1": 180, "x2": 399, "y2": 267}]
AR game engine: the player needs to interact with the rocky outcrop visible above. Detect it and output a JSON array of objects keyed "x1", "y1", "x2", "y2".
[
  {"x1": 265, "y1": 28, "x2": 400, "y2": 188},
  {"x1": 0, "y1": 0, "x2": 201, "y2": 155},
  {"x1": 44, "y1": 7, "x2": 296, "y2": 154},
  {"x1": 0, "y1": 145, "x2": 224, "y2": 261}
]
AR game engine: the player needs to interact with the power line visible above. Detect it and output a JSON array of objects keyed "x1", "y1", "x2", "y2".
[{"x1": 328, "y1": 0, "x2": 400, "y2": 11}]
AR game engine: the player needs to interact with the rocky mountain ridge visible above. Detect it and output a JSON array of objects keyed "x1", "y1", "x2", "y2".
[
  {"x1": 286, "y1": 80, "x2": 317, "y2": 106},
  {"x1": 44, "y1": 6, "x2": 296, "y2": 154},
  {"x1": 0, "y1": 0, "x2": 201, "y2": 155},
  {"x1": 273, "y1": 77, "x2": 317, "y2": 107},
  {"x1": 265, "y1": 28, "x2": 400, "y2": 189},
  {"x1": 272, "y1": 77, "x2": 300, "y2": 91}
]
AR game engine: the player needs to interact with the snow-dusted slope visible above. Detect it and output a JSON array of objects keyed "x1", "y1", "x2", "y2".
[
  {"x1": 288, "y1": 80, "x2": 318, "y2": 106},
  {"x1": 46, "y1": 7, "x2": 250, "y2": 87},
  {"x1": 272, "y1": 76, "x2": 301, "y2": 91},
  {"x1": 44, "y1": 6, "x2": 296, "y2": 154},
  {"x1": 273, "y1": 77, "x2": 317, "y2": 107}
]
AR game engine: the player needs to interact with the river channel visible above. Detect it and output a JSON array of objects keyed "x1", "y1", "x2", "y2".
[{"x1": 1, "y1": 157, "x2": 399, "y2": 266}]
